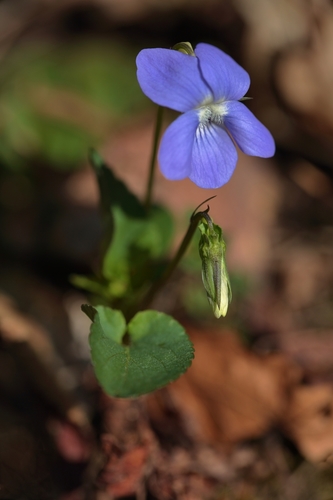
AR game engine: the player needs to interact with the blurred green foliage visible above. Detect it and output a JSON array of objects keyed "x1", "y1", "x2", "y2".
[{"x1": 0, "y1": 40, "x2": 147, "y2": 170}]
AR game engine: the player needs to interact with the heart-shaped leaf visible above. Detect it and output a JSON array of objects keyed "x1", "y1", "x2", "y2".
[{"x1": 83, "y1": 305, "x2": 194, "y2": 397}]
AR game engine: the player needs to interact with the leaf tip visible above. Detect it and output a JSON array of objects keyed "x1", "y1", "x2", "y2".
[
  {"x1": 81, "y1": 304, "x2": 97, "y2": 321},
  {"x1": 88, "y1": 148, "x2": 104, "y2": 172}
]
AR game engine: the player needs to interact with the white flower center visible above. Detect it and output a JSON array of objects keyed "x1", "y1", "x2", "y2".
[{"x1": 198, "y1": 102, "x2": 228, "y2": 128}]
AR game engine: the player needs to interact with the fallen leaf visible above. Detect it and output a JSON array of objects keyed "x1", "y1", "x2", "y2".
[
  {"x1": 97, "y1": 436, "x2": 149, "y2": 498},
  {"x1": 282, "y1": 384, "x2": 333, "y2": 462},
  {"x1": 160, "y1": 328, "x2": 302, "y2": 446}
]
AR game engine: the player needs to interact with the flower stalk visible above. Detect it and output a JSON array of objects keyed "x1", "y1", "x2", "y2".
[
  {"x1": 144, "y1": 105, "x2": 164, "y2": 211},
  {"x1": 137, "y1": 210, "x2": 203, "y2": 312}
]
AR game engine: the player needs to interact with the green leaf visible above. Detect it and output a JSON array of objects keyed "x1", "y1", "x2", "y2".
[
  {"x1": 87, "y1": 151, "x2": 174, "y2": 301},
  {"x1": 86, "y1": 305, "x2": 194, "y2": 397},
  {"x1": 70, "y1": 275, "x2": 112, "y2": 300},
  {"x1": 136, "y1": 205, "x2": 174, "y2": 258},
  {"x1": 88, "y1": 149, "x2": 145, "y2": 218},
  {"x1": 102, "y1": 205, "x2": 173, "y2": 298},
  {"x1": 81, "y1": 304, "x2": 97, "y2": 321}
]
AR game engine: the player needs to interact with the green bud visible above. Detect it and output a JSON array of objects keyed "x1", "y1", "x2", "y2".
[
  {"x1": 172, "y1": 42, "x2": 195, "y2": 56},
  {"x1": 198, "y1": 216, "x2": 232, "y2": 318}
]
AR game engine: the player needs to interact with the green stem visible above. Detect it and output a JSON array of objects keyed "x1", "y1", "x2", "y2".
[
  {"x1": 137, "y1": 211, "x2": 204, "y2": 312},
  {"x1": 144, "y1": 106, "x2": 164, "y2": 211}
]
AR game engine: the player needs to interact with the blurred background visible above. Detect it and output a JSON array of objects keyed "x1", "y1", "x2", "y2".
[{"x1": 0, "y1": 0, "x2": 333, "y2": 499}]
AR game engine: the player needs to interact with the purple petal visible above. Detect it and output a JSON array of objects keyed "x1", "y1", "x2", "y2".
[
  {"x1": 224, "y1": 101, "x2": 275, "y2": 157},
  {"x1": 136, "y1": 48, "x2": 211, "y2": 113},
  {"x1": 158, "y1": 110, "x2": 199, "y2": 180},
  {"x1": 195, "y1": 43, "x2": 250, "y2": 102},
  {"x1": 190, "y1": 123, "x2": 238, "y2": 189}
]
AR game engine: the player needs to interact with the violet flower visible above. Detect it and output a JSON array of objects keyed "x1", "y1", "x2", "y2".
[{"x1": 136, "y1": 43, "x2": 275, "y2": 189}]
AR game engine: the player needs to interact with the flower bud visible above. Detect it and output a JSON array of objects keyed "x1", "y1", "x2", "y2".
[
  {"x1": 172, "y1": 42, "x2": 195, "y2": 56},
  {"x1": 198, "y1": 217, "x2": 231, "y2": 318}
]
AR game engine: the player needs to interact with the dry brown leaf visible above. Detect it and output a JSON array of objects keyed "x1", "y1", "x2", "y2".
[
  {"x1": 97, "y1": 436, "x2": 149, "y2": 498},
  {"x1": 160, "y1": 328, "x2": 302, "y2": 447},
  {"x1": 282, "y1": 384, "x2": 333, "y2": 462},
  {"x1": 279, "y1": 329, "x2": 333, "y2": 377}
]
